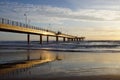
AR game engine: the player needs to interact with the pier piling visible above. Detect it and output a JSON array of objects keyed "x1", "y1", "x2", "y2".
[
  {"x1": 40, "y1": 35, "x2": 42, "y2": 44},
  {"x1": 27, "y1": 34, "x2": 30, "y2": 44}
]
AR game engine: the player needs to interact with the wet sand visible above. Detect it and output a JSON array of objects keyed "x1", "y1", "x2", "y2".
[
  {"x1": 0, "y1": 59, "x2": 53, "y2": 75},
  {"x1": 5, "y1": 75, "x2": 120, "y2": 80}
]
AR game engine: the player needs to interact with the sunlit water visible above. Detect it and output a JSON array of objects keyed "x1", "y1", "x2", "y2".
[{"x1": 1, "y1": 41, "x2": 120, "y2": 79}]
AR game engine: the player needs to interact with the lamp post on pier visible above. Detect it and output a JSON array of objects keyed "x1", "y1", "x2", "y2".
[
  {"x1": 24, "y1": 13, "x2": 30, "y2": 44},
  {"x1": 24, "y1": 13, "x2": 28, "y2": 27}
]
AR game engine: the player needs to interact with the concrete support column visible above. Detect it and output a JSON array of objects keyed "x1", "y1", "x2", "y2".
[
  {"x1": 73, "y1": 38, "x2": 74, "y2": 41},
  {"x1": 47, "y1": 35, "x2": 49, "y2": 43},
  {"x1": 40, "y1": 34, "x2": 42, "y2": 44},
  {"x1": 71, "y1": 38, "x2": 74, "y2": 41},
  {"x1": 71, "y1": 38, "x2": 73, "y2": 41},
  {"x1": 80, "y1": 38, "x2": 81, "y2": 41},
  {"x1": 76, "y1": 38, "x2": 78, "y2": 41},
  {"x1": 75, "y1": 38, "x2": 77, "y2": 41},
  {"x1": 56, "y1": 36, "x2": 58, "y2": 42},
  {"x1": 82, "y1": 38, "x2": 84, "y2": 41},
  {"x1": 76, "y1": 38, "x2": 77, "y2": 41},
  {"x1": 67, "y1": 38, "x2": 70, "y2": 41},
  {"x1": 77, "y1": 38, "x2": 79, "y2": 41},
  {"x1": 67, "y1": 38, "x2": 69, "y2": 41},
  {"x1": 73, "y1": 38, "x2": 75, "y2": 41},
  {"x1": 63, "y1": 37, "x2": 66, "y2": 42},
  {"x1": 27, "y1": 33, "x2": 30, "y2": 44}
]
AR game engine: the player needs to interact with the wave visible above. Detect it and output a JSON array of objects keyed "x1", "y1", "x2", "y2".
[
  {"x1": 39, "y1": 48, "x2": 120, "y2": 53},
  {"x1": 1, "y1": 41, "x2": 120, "y2": 53},
  {"x1": 1, "y1": 47, "x2": 120, "y2": 53}
]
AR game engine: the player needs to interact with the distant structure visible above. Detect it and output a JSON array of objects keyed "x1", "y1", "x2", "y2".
[{"x1": 0, "y1": 17, "x2": 85, "y2": 44}]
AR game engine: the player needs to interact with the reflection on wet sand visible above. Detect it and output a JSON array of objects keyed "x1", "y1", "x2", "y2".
[
  {"x1": 0, "y1": 60, "x2": 52, "y2": 75},
  {"x1": 0, "y1": 50, "x2": 64, "y2": 76}
]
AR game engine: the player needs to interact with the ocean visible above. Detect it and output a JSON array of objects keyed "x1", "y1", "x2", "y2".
[{"x1": 1, "y1": 41, "x2": 120, "y2": 80}]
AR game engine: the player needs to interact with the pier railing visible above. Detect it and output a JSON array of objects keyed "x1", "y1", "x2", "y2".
[
  {"x1": 0, "y1": 17, "x2": 83, "y2": 39},
  {"x1": 0, "y1": 17, "x2": 56, "y2": 34}
]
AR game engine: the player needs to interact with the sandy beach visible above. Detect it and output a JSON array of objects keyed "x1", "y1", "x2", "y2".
[{"x1": 6, "y1": 75, "x2": 120, "y2": 80}]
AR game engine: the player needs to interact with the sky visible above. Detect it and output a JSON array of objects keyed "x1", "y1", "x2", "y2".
[{"x1": 1, "y1": 0, "x2": 120, "y2": 40}]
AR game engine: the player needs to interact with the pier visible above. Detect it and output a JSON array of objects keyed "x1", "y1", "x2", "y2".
[{"x1": 0, "y1": 18, "x2": 85, "y2": 44}]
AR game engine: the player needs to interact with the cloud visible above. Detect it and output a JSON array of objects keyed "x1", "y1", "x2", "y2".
[
  {"x1": 1, "y1": 2, "x2": 120, "y2": 26},
  {"x1": 68, "y1": 0, "x2": 120, "y2": 10},
  {"x1": 1, "y1": 1, "x2": 120, "y2": 40}
]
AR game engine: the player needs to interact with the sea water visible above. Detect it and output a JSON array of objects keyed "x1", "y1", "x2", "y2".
[{"x1": 1, "y1": 41, "x2": 120, "y2": 79}]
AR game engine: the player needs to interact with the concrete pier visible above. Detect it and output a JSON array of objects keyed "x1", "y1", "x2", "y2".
[
  {"x1": 47, "y1": 35, "x2": 49, "y2": 43},
  {"x1": 56, "y1": 36, "x2": 58, "y2": 42},
  {"x1": 63, "y1": 37, "x2": 66, "y2": 42},
  {"x1": 0, "y1": 18, "x2": 85, "y2": 44}
]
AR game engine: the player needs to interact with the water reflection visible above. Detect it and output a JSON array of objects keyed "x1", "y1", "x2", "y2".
[
  {"x1": 0, "y1": 50, "x2": 64, "y2": 80},
  {"x1": 56, "y1": 52, "x2": 64, "y2": 61},
  {"x1": 2, "y1": 51, "x2": 120, "y2": 79},
  {"x1": 27, "y1": 49, "x2": 30, "y2": 61}
]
